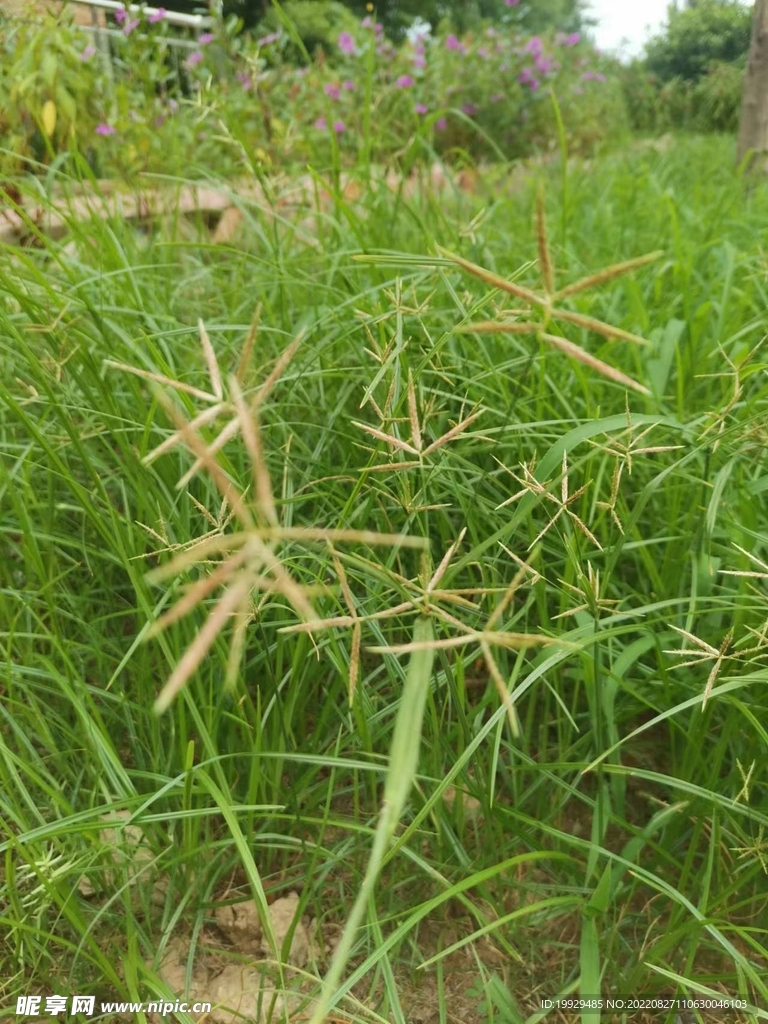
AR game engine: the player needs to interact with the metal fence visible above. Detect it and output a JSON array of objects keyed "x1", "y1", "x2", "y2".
[
  {"x1": 71, "y1": 1, "x2": 216, "y2": 52},
  {"x1": 1, "y1": 1, "x2": 218, "y2": 55}
]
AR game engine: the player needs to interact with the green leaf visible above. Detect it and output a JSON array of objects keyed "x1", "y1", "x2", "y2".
[{"x1": 580, "y1": 915, "x2": 602, "y2": 1024}]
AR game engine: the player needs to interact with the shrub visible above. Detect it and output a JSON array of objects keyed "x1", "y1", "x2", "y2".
[
  {"x1": 691, "y1": 59, "x2": 744, "y2": 132},
  {"x1": 0, "y1": 15, "x2": 107, "y2": 174},
  {"x1": 618, "y1": 61, "x2": 667, "y2": 135},
  {"x1": 644, "y1": 0, "x2": 752, "y2": 83},
  {"x1": 620, "y1": 58, "x2": 745, "y2": 136},
  {"x1": 0, "y1": 8, "x2": 630, "y2": 181},
  {"x1": 257, "y1": 0, "x2": 361, "y2": 60},
  {"x1": 279, "y1": 23, "x2": 629, "y2": 163}
]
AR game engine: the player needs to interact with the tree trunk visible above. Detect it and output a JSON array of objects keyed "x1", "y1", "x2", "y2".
[{"x1": 737, "y1": 0, "x2": 768, "y2": 170}]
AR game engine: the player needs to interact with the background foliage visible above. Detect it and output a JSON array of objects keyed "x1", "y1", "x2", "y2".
[
  {"x1": 1, "y1": 0, "x2": 767, "y2": 1019},
  {"x1": 155, "y1": 0, "x2": 587, "y2": 36},
  {"x1": 0, "y1": 3, "x2": 621, "y2": 179},
  {"x1": 644, "y1": 0, "x2": 752, "y2": 82},
  {"x1": 621, "y1": 0, "x2": 753, "y2": 136}
]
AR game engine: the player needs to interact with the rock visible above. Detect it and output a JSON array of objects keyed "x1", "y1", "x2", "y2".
[
  {"x1": 209, "y1": 966, "x2": 286, "y2": 1024},
  {"x1": 215, "y1": 893, "x2": 309, "y2": 966},
  {"x1": 154, "y1": 937, "x2": 210, "y2": 999},
  {"x1": 261, "y1": 893, "x2": 309, "y2": 967},
  {"x1": 214, "y1": 900, "x2": 263, "y2": 955}
]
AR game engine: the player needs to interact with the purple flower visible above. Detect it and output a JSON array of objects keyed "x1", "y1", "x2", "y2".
[
  {"x1": 95, "y1": 123, "x2": 116, "y2": 136},
  {"x1": 333, "y1": 120, "x2": 346, "y2": 133},
  {"x1": 525, "y1": 36, "x2": 543, "y2": 58},
  {"x1": 582, "y1": 70, "x2": 606, "y2": 82},
  {"x1": 185, "y1": 51, "x2": 204, "y2": 68},
  {"x1": 436, "y1": 116, "x2": 447, "y2": 130},
  {"x1": 342, "y1": 79, "x2": 355, "y2": 91},
  {"x1": 338, "y1": 31, "x2": 355, "y2": 55},
  {"x1": 445, "y1": 34, "x2": 464, "y2": 53},
  {"x1": 413, "y1": 54, "x2": 426, "y2": 68},
  {"x1": 257, "y1": 31, "x2": 281, "y2": 47},
  {"x1": 534, "y1": 54, "x2": 553, "y2": 74},
  {"x1": 114, "y1": 6, "x2": 126, "y2": 24},
  {"x1": 236, "y1": 70, "x2": 253, "y2": 90},
  {"x1": 361, "y1": 16, "x2": 373, "y2": 29},
  {"x1": 324, "y1": 83, "x2": 341, "y2": 99},
  {"x1": 396, "y1": 75, "x2": 414, "y2": 89},
  {"x1": 123, "y1": 17, "x2": 140, "y2": 35},
  {"x1": 461, "y1": 102, "x2": 477, "y2": 116},
  {"x1": 518, "y1": 67, "x2": 540, "y2": 90},
  {"x1": 155, "y1": 114, "x2": 165, "y2": 127},
  {"x1": 314, "y1": 116, "x2": 327, "y2": 129},
  {"x1": 148, "y1": 7, "x2": 167, "y2": 23},
  {"x1": 504, "y1": 0, "x2": 520, "y2": 5},
  {"x1": 198, "y1": 32, "x2": 214, "y2": 44},
  {"x1": 477, "y1": 47, "x2": 490, "y2": 60},
  {"x1": 80, "y1": 44, "x2": 96, "y2": 60},
  {"x1": 564, "y1": 32, "x2": 581, "y2": 46},
  {"x1": 415, "y1": 102, "x2": 428, "y2": 114}
]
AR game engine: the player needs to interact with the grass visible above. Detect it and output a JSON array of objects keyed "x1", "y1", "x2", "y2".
[{"x1": 1, "y1": 133, "x2": 767, "y2": 1024}]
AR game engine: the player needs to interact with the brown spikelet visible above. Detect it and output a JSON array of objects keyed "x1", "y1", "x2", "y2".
[
  {"x1": 230, "y1": 375, "x2": 278, "y2": 527},
  {"x1": 407, "y1": 370, "x2": 422, "y2": 451},
  {"x1": 235, "y1": 303, "x2": 261, "y2": 383},
  {"x1": 540, "y1": 334, "x2": 650, "y2": 395},
  {"x1": 553, "y1": 252, "x2": 663, "y2": 301},
  {"x1": 253, "y1": 332, "x2": 303, "y2": 411},
  {"x1": 422, "y1": 409, "x2": 483, "y2": 456},
  {"x1": 148, "y1": 546, "x2": 251, "y2": 636},
  {"x1": 481, "y1": 640, "x2": 520, "y2": 736},
  {"x1": 104, "y1": 360, "x2": 218, "y2": 403},
  {"x1": 198, "y1": 319, "x2": 223, "y2": 400},
  {"x1": 154, "y1": 572, "x2": 255, "y2": 714},
  {"x1": 155, "y1": 392, "x2": 256, "y2": 527},
  {"x1": 349, "y1": 620, "x2": 361, "y2": 704},
  {"x1": 552, "y1": 308, "x2": 650, "y2": 346},
  {"x1": 536, "y1": 188, "x2": 554, "y2": 296},
  {"x1": 460, "y1": 321, "x2": 540, "y2": 335},
  {"x1": 437, "y1": 246, "x2": 544, "y2": 307}
]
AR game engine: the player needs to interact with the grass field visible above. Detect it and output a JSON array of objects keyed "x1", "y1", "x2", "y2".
[{"x1": 1, "y1": 133, "x2": 767, "y2": 1024}]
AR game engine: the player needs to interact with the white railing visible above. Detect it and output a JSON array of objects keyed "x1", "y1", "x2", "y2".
[
  {"x1": 2, "y1": 1, "x2": 221, "y2": 82},
  {"x1": 69, "y1": 0, "x2": 215, "y2": 32}
]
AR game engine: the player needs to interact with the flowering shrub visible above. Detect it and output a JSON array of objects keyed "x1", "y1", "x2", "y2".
[
  {"x1": 0, "y1": 15, "x2": 109, "y2": 174},
  {"x1": 0, "y1": 6, "x2": 628, "y2": 181},
  {"x1": 253, "y1": 20, "x2": 627, "y2": 163},
  {"x1": 257, "y1": 0, "x2": 360, "y2": 61}
]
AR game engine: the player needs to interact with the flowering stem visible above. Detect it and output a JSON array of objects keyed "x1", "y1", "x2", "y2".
[{"x1": 550, "y1": 88, "x2": 569, "y2": 251}]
